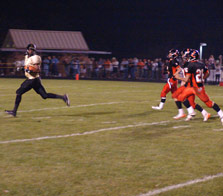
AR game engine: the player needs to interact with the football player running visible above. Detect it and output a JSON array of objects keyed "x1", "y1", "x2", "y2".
[
  {"x1": 174, "y1": 49, "x2": 223, "y2": 124},
  {"x1": 152, "y1": 49, "x2": 181, "y2": 110},
  {"x1": 5, "y1": 44, "x2": 70, "y2": 117},
  {"x1": 172, "y1": 49, "x2": 210, "y2": 121}
]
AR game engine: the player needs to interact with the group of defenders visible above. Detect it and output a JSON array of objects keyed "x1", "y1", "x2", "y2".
[{"x1": 152, "y1": 48, "x2": 223, "y2": 125}]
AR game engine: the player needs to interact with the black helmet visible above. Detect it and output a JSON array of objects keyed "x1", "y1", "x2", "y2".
[
  {"x1": 188, "y1": 49, "x2": 200, "y2": 62},
  {"x1": 167, "y1": 49, "x2": 179, "y2": 59},
  {"x1": 26, "y1": 43, "x2": 36, "y2": 51}
]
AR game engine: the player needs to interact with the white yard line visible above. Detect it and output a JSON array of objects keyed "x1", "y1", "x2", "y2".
[
  {"x1": 173, "y1": 125, "x2": 191, "y2": 129},
  {"x1": 101, "y1": 121, "x2": 117, "y2": 124},
  {"x1": 138, "y1": 173, "x2": 223, "y2": 196},
  {"x1": 0, "y1": 121, "x2": 169, "y2": 144},
  {"x1": 32, "y1": 116, "x2": 51, "y2": 120},
  {"x1": 0, "y1": 102, "x2": 124, "y2": 114},
  {"x1": 0, "y1": 101, "x2": 150, "y2": 115}
]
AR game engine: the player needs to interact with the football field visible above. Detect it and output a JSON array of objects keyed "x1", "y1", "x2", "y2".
[{"x1": 0, "y1": 78, "x2": 223, "y2": 196}]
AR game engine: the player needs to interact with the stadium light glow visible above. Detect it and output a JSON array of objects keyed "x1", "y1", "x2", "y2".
[{"x1": 200, "y1": 43, "x2": 207, "y2": 60}]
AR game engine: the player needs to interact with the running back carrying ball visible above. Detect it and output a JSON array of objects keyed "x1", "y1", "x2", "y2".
[{"x1": 5, "y1": 43, "x2": 70, "y2": 117}]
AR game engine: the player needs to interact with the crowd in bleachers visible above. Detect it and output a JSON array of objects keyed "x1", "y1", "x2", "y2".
[{"x1": 0, "y1": 54, "x2": 223, "y2": 83}]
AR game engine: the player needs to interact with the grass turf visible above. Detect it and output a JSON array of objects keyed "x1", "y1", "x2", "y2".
[{"x1": 0, "y1": 78, "x2": 223, "y2": 196}]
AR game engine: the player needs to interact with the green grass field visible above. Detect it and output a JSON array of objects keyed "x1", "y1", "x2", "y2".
[{"x1": 0, "y1": 78, "x2": 223, "y2": 196}]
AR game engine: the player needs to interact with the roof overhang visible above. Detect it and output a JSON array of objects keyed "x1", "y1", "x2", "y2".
[{"x1": 0, "y1": 48, "x2": 111, "y2": 55}]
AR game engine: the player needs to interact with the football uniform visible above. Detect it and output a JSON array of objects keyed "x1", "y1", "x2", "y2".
[
  {"x1": 160, "y1": 58, "x2": 180, "y2": 97},
  {"x1": 177, "y1": 61, "x2": 213, "y2": 108},
  {"x1": 24, "y1": 54, "x2": 41, "y2": 79},
  {"x1": 5, "y1": 44, "x2": 69, "y2": 117},
  {"x1": 172, "y1": 62, "x2": 196, "y2": 108}
]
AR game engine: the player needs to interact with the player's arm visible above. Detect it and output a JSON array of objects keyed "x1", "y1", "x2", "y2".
[
  {"x1": 174, "y1": 66, "x2": 186, "y2": 85},
  {"x1": 174, "y1": 72, "x2": 191, "y2": 83},
  {"x1": 175, "y1": 66, "x2": 182, "y2": 75},
  {"x1": 203, "y1": 68, "x2": 210, "y2": 79}
]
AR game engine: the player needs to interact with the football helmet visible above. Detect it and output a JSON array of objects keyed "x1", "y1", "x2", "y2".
[
  {"x1": 188, "y1": 50, "x2": 199, "y2": 62},
  {"x1": 26, "y1": 43, "x2": 36, "y2": 51},
  {"x1": 167, "y1": 49, "x2": 179, "y2": 59}
]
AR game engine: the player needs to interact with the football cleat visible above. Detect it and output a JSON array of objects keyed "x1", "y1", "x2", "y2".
[
  {"x1": 63, "y1": 94, "x2": 70, "y2": 106},
  {"x1": 173, "y1": 113, "x2": 186, "y2": 120},
  {"x1": 190, "y1": 111, "x2": 196, "y2": 117},
  {"x1": 203, "y1": 113, "x2": 211, "y2": 122},
  {"x1": 185, "y1": 114, "x2": 193, "y2": 121},
  {"x1": 152, "y1": 106, "x2": 162, "y2": 110},
  {"x1": 5, "y1": 110, "x2": 16, "y2": 117}
]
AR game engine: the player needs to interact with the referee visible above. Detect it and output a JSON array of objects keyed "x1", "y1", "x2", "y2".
[{"x1": 5, "y1": 43, "x2": 70, "y2": 117}]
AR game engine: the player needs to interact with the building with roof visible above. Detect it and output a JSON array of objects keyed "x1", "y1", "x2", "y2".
[{"x1": 0, "y1": 29, "x2": 111, "y2": 55}]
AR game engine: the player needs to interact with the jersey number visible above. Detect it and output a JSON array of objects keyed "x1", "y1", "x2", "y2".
[{"x1": 195, "y1": 69, "x2": 204, "y2": 83}]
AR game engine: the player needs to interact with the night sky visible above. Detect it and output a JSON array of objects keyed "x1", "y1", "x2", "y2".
[{"x1": 1, "y1": 0, "x2": 223, "y2": 59}]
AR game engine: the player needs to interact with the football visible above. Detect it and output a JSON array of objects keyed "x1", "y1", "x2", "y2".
[{"x1": 24, "y1": 65, "x2": 40, "y2": 73}]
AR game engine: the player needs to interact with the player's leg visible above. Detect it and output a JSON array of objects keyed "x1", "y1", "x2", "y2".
[
  {"x1": 172, "y1": 86, "x2": 186, "y2": 119},
  {"x1": 187, "y1": 93, "x2": 210, "y2": 121},
  {"x1": 177, "y1": 87, "x2": 196, "y2": 121},
  {"x1": 5, "y1": 79, "x2": 33, "y2": 117},
  {"x1": 194, "y1": 103, "x2": 211, "y2": 121},
  {"x1": 195, "y1": 87, "x2": 223, "y2": 124},
  {"x1": 152, "y1": 82, "x2": 171, "y2": 110},
  {"x1": 33, "y1": 78, "x2": 70, "y2": 106}
]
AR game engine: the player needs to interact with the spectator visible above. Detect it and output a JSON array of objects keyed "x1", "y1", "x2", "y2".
[
  {"x1": 63, "y1": 57, "x2": 70, "y2": 77},
  {"x1": 132, "y1": 57, "x2": 138, "y2": 80},
  {"x1": 128, "y1": 58, "x2": 135, "y2": 79},
  {"x1": 147, "y1": 59, "x2": 152, "y2": 79},
  {"x1": 92, "y1": 60, "x2": 99, "y2": 78},
  {"x1": 43, "y1": 56, "x2": 50, "y2": 76},
  {"x1": 143, "y1": 59, "x2": 148, "y2": 79},
  {"x1": 51, "y1": 56, "x2": 59, "y2": 76},
  {"x1": 157, "y1": 58, "x2": 163, "y2": 79},
  {"x1": 73, "y1": 58, "x2": 80, "y2": 77},
  {"x1": 215, "y1": 60, "x2": 221, "y2": 84},
  {"x1": 97, "y1": 58, "x2": 105, "y2": 79},
  {"x1": 80, "y1": 64, "x2": 86, "y2": 78},
  {"x1": 85, "y1": 58, "x2": 93, "y2": 78},
  {"x1": 208, "y1": 55, "x2": 216, "y2": 82},
  {"x1": 137, "y1": 59, "x2": 145, "y2": 79},
  {"x1": 151, "y1": 60, "x2": 158, "y2": 79},
  {"x1": 104, "y1": 59, "x2": 112, "y2": 79},
  {"x1": 111, "y1": 57, "x2": 119, "y2": 78},
  {"x1": 120, "y1": 58, "x2": 129, "y2": 79}
]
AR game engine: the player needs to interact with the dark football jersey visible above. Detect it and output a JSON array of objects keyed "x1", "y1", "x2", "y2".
[
  {"x1": 166, "y1": 58, "x2": 180, "y2": 80},
  {"x1": 186, "y1": 61, "x2": 209, "y2": 87},
  {"x1": 182, "y1": 62, "x2": 191, "y2": 87}
]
